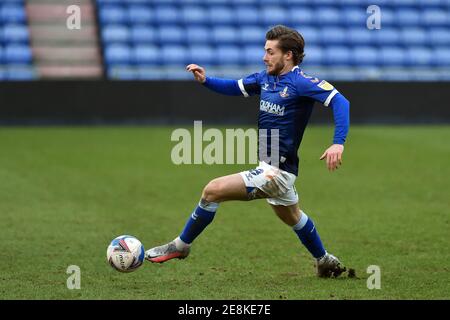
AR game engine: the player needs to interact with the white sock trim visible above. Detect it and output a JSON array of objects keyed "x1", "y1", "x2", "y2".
[
  {"x1": 292, "y1": 211, "x2": 309, "y2": 231},
  {"x1": 174, "y1": 236, "x2": 191, "y2": 250}
]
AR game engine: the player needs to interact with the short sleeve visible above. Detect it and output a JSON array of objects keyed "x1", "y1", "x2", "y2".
[
  {"x1": 238, "y1": 72, "x2": 261, "y2": 97},
  {"x1": 296, "y1": 77, "x2": 339, "y2": 107}
]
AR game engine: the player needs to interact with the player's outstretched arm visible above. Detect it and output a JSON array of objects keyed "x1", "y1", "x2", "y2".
[
  {"x1": 320, "y1": 93, "x2": 350, "y2": 172},
  {"x1": 186, "y1": 64, "x2": 244, "y2": 96}
]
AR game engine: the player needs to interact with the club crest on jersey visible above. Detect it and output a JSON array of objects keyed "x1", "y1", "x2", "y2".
[
  {"x1": 318, "y1": 80, "x2": 334, "y2": 90},
  {"x1": 279, "y1": 86, "x2": 289, "y2": 98}
]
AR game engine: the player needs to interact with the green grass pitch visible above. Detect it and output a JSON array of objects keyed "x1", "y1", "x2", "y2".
[{"x1": 0, "y1": 125, "x2": 449, "y2": 299}]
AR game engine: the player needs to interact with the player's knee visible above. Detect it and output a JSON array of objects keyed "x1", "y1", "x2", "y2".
[{"x1": 202, "y1": 179, "x2": 223, "y2": 203}]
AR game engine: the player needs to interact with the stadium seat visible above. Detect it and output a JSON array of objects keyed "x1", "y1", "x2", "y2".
[
  {"x1": 289, "y1": 7, "x2": 315, "y2": 26},
  {"x1": 102, "y1": 25, "x2": 130, "y2": 43},
  {"x1": 98, "y1": 6, "x2": 127, "y2": 24},
  {"x1": 181, "y1": 6, "x2": 208, "y2": 25},
  {"x1": 186, "y1": 26, "x2": 211, "y2": 44},
  {"x1": 352, "y1": 47, "x2": 378, "y2": 66},
  {"x1": 216, "y1": 45, "x2": 241, "y2": 65},
  {"x1": 428, "y1": 28, "x2": 450, "y2": 46},
  {"x1": 238, "y1": 26, "x2": 266, "y2": 44},
  {"x1": 315, "y1": 8, "x2": 341, "y2": 26},
  {"x1": 347, "y1": 28, "x2": 375, "y2": 45},
  {"x1": 243, "y1": 45, "x2": 264, "y2": 65},
  {"x1": 395, "y1": 9, "x2": 420, "y2": 27},
  {"x1": 379, "y1": 47, "x2": 406, "y2": 66},
  {"x1": 104, "y1": 44, "x2": 132, "y2": 64},
  {"x1": 161, "y1": 45, "x2": 187, "y2": 65},
  {"x1": 302, "y1": 46, "x2": 323, "y2": 65},
  {"x1": 130, "y1": 26, "x2": 157, "y2": 43},
  {"x1": 405, "y1": 47, "x2": 433, "y2": 66},
  {"x1": 188, "y1": 45, "x2": 215, "y2": 65},
  {"x1": 296, "y1": 26, "x2": 320, "y2": 45},
  {"x1": 208, "y1": 6, "x2": 234, "y2": 25},
  {"x1": 235, "y1": 7, "x2": 260, "y2": 25},
  {"x1": 373, "y1": 27, "x2": 401, "y2": 46},
  {"x1": 323, "y1": 46, "x2": 352, "y2": 66},
  {"x1": 400, "y1": 28, "x2": 427, "y2": 46},
  {"x1": 0, "y1": 4, "x2": 26, "y2": 24},
  {"x1": 261, "y1": 7, "x2": 287, "y2": 26},
  {"x1": 341, "y1": 8, "x2": 367, "y2": 26},
  {"x1": 422, "y1": 9, "x2": 448, "y2": 27},
  {"x1": 6, "y1": 65, "x2": 36, "y2": 80},
  {"x1": 2, "y1": 24, "x2": 29, "y2": 43},
  {"x1": 153, "y1": 6, "x2": 180, "y2": 25},
  {"x1": 127, "y1": 5, "x2": 153, "y2": 24},
  {"x1": 319, "y1": 27, "x2": 348, "y2": 45},
  {"x1": 134, "y1": 45, "x2": 159, "y2": 65},
  {"x1": 433, "y1": 47, "x2": 450, "y2": 66},
  {"x1": 211, "y1": 26, "x2": 238, "y2": 45},
  {"x1": 4, "y1": 44, "x2": 32, "y2": 63},
  {"x1": 157, "y1": 26, "x2": 184, "y2": 44}
]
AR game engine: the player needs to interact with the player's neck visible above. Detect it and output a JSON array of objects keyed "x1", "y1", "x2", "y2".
[{"x1": 276, "y1": 63, "x2": 296, "y2": 77}]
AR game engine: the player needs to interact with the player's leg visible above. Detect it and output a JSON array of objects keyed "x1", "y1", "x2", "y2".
[
  {"x1": 269, "y1": 201, "x2": 346, "y2": 277},
  {"x1": 146, "y1": 173, "x2": 269, "y2": 263}
]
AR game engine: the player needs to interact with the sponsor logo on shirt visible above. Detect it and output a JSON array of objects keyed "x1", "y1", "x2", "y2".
[
  {"x1": 260, "y1": 100, "x2": 285, "y2": 116},
  {"x1": 261, "y1": 83, "x2": 269, "y2": 91}
]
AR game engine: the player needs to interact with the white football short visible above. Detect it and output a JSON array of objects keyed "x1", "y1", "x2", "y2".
[{"x1": 239, "y1": 161, "x2": 298, "y2": 206}]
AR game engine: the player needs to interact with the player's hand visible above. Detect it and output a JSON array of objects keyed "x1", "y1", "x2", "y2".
[
  {"x1": 320, "y1": 144, "x2": 344, "y2": 172},
  {"x1": 186, "y1": 64, "x2": 206, "y2": 83}
]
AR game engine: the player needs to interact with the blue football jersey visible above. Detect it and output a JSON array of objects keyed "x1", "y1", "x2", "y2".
[{"x1": 237, "y1": 66, "x2": 339, "y2": 176}]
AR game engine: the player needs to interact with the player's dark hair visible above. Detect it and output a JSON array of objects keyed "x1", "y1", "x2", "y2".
[{"x1": 266, "y1": 25, "x2": 305, "y2": 65}]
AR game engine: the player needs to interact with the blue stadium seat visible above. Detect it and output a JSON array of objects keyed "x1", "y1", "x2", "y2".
[
  {"x1": 208, "y1": 6, "x2": 234, "y2": 25},
  {"x1": 107, "y1": 66, "x2": 138, "y2": 80},
  {"x1": 352, "y1": 47, "x2": 378, "y2": 66},
  {"x1": 188, "y1": 45, "x2": 214, "y2": 65},
  {"x1": 405, "y1": 47, "x2": 433, "y2": 66},
  {"x1": 181, "y1": 6, "x2": 208, "y2": 25},
  {"x1": 392, "y1": 0, "x2": 417, "y2": 6},
  {"x1": 373, "y1": 27, "x2": 401, "y2": 46},
  {"x1": 319, "y1": 27, "x2": 348, "y2": 45},
  {"x1": 400, "y1": 28, "x2": 427, "y2": 46},
  {"x1": 130, "y1": 26, "x2": 157, "y2": 43},
  {"x1": 153, "y1": 6, "x2": 179, "y2": 25},
  {"x1": 4, "y1": 44, "x2": 32, "y2": 63},
  {"x1": 134, "y1": 45, "x2": 159, "y2": 65},
  {"x1": 395, "y1": 9, "x2": 420, "y2": 27},
  {"x1": 289, "y1": 7, "x2": 315, "y2": 26},
  {"x1": 379, "y1": 8, "x2": 395, "y2": 27},
  {"x1": 98, "y1": 6, "x2": 128, "y2": 24},
  {"x1": 235, "y1": 7, "x2": 259, "y2": 25},
  {"x1": 296, "y1": 26, "x2": 319, "y2": 45},
  {"x1": 186, "y1": 26, "x2": 211, "y2": 44},
  {"x1": 211, "y1": 26, "x2": 238, "y2": 45},
  {"x1": 102, "y1": 25, "x2": 130, "y2": 43},
  {"x1": 379, "y1": 47, "x2": 406, "y2": 66},
  {"x1": 216, "y1": 45, "x2": 240, "y2": 65},
  {"x1": 161, "y1": 45, "x2": 187, "y2": 65},
  {"x1": 2, "y1": 24, "x2": 29, "y2": 43},
  {"x1": 238, "y1": 26, "x2": 265, "y2": 44},
  {"x1": 323, "y1": 46, "x2": 351, "y2": 66},
  {"x1": 341, "y1": 7, "x2": 367, "y2": 26},
  {"x1": 104, "y1": 44, "x2": 132, "y2": 65},
  {"x1": 433, "y1": 47, "x2": 450, "y2": 66},
  {"x1": 157, "y1": 26, "x2": 184, "y2": 44},
  {"x1": 1, "y1": 4, "x2": 26, "y2": 24},
  {"x1": 127, "y1": 5, "x2": 153, "y2": 24},
  {"x1": 428, "y1": 28, "x2": 450, "y2": 46},
  {"x1": 315, "y1": 8, "x2": 341, "y2": 26},
  {"x1": 302, "y1": 46, "x2": 323, "y2": 65},
  {"x1": 243, "y1": 45, "x2": 263, "y2": 65},
  {"x1": 261, "y1": 7, "x2": 287, "y2": 26},
  {"x1": 347, "y1": 28, "x2": 375, "y2": 45},
  {"x1": 422, "y1": 9, "x2": 449, "y2": 27},
  {"x1": 6, "y1": 66, "x2": 36, "y2": 80}
]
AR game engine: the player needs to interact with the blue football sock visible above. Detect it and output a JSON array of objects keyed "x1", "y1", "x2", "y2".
[
  {"x1": 293, "y1": 211, "x2": 326, "y2": 259},
  {"x1": 179, "y1": 200, "x2": 219, "y2": 244}
]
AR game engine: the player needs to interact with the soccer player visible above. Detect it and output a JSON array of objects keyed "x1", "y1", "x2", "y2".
[{"x1": 145, "y1": 25, "x2": 350, "y2": 277}]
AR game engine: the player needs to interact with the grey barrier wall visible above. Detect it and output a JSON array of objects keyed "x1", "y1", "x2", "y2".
[{"x1": 0, "y1": 81, "x2": 449, "y2": 125}]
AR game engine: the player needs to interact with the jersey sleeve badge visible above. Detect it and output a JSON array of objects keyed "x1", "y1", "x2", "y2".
[{"x1": 318, "y1": 80, "x2": 334, "y2": 91}]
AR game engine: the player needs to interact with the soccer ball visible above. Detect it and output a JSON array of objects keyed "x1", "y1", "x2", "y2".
[{"x1": 107, "y1": 235, "x2": 145, "y2": 273}]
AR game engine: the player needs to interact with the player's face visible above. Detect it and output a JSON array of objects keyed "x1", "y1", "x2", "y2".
[{"x1": 263, "y1": 40, "x2": 289, "y2": 76}]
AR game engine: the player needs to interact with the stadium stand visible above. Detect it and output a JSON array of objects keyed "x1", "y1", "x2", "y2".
[{"x1": 96, "y1": 0, "x2": 450, "y2": 81}]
